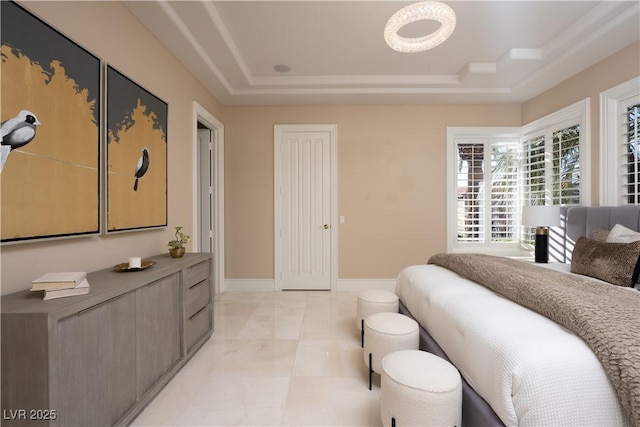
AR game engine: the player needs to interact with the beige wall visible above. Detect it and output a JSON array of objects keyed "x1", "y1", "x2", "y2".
[
  {"x1": 225, "y1": 41, "x2": 639, "y2": 281},
  {"x1": 522, "y1": 41, "x2": 640, "y2": 204},
  {"x1": 222, "y1": 105, "x2": 521, "y2": 280},
  {"x1": 1, "y1": 1, "x2": 223, "y2": 295}
]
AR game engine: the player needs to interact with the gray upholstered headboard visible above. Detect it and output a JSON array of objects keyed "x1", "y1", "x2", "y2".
[{"x1": 550, "y1": 206, "x2": 640, "y2": 263}]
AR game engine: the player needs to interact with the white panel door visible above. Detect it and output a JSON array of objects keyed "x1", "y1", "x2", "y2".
[{"x1": 276, "y1": 126, "x2": 335, "y2": 290}]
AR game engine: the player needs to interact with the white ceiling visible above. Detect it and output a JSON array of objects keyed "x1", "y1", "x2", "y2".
[{"x1": 124, "y1": 1, "x2": 640, "y2": 105}]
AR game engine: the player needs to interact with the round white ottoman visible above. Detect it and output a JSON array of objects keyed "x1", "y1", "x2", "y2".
[
  {"x1": 363, "y1": 312, "x2": 418, "y2": 390},
  {"x1": 381, "y1": 350, "x2": 462, "y2": 427},
  {"x1": 357, "y1": 290, "x2": 399, "y2": 347}
]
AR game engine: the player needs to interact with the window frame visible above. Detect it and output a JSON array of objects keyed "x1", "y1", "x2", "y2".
[
  {"x1": 446, "y1": 127, "x2": 521, "y2": 253},
  {"x1": 447, "y1": 99, "x2": 590, "y2": 255},
  {"x1": 600, "y1": 76, "x2": 640, "y2": 205},
  {"x1": 521, "y1": 98, "x2": 591, "y2": 207}
]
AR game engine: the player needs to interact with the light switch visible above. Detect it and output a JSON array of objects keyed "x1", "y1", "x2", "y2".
[{"x1": 339, "y1": 216, "x2": 345, "y2": 224}]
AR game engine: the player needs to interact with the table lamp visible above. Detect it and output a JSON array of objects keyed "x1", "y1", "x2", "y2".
[{"x1": 521, "y1": 205, "x2": 561, "y2": 263}]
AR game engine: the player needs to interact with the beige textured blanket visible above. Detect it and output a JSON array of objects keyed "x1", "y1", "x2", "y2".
[{"x1": 428, "y1": 253, "x2": 640, "y2": 427}]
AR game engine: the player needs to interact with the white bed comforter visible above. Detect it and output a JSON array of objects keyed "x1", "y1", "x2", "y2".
[{"x1": 396, "y1": 263, "x2": 630, "y2": 427}]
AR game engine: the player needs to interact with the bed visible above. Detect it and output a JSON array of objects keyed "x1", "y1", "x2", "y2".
[{"x1": 396, "y1": 206, "x2": 640, "y2": 427}]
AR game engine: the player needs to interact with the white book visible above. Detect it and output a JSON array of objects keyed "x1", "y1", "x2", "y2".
[
  {"x1": 31, "y1": 272, "x2": 87, "y2": 291},
  {"x1": 43, "y1": 278, "x2": 90, "y2": 300}
]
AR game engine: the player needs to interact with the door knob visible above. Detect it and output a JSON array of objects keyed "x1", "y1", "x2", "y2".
[{"x1": 323, "y1": 224, "x2": 330, "y2": 229}]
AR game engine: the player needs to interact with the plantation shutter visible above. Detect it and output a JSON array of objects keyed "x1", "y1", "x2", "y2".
[
  {"x1": 522, "y1": 124, "x2": 581, "y2": 206},
  {"x1": 552, "y1": 125, "x2": 580, "y2": 205},
  {"x1": 454, "y1": 139, "x2": 518, "y2": 247},
  {"x1": 456, "y1": 141, "x2": 485, "y2": 244},
  {"x1": 522, "y1": 135, "x2": 546, "y2": 206},
  {"x1": 620, "y1": 101, "x2": 640, "y2": 205},
  {"x1": 490, "y1": 142, "x2": 519, "y2": 243},
  {"x1": 521, "y1": 123, "x2": 581, "y2": 245}
]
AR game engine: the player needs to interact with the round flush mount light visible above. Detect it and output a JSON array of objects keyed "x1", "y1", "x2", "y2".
[
  {"x1": 274, "y1": 64, "x2": 291, "y2": 73},
  {"x1": 384, "y1": 1, "x2": 456, "y2": 53}
]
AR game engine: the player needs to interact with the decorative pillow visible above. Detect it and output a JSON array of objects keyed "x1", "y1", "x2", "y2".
[
  {"x1": 571, "y1": 236, "x2": 640, "y2": 287},
  {"x1": 606, "y1": 223, "x2": 640, "y2": 243},
  {"x1": 591, "y1": 228, "x2": 610, "y2": 242}
]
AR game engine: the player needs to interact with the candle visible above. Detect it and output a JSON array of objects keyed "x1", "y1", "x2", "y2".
[{"x1": 129, "y1": 257, "x2": 142, "y2": 269}]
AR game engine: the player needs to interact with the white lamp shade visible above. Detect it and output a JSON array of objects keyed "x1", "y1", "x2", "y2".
[{"x1": 521, "y1": 205, "x2": 561, "y2": 227}]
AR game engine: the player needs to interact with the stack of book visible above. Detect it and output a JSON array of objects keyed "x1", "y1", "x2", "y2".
[{"x1": 31, "y1": 271, "x2": 91, "y2": 300}]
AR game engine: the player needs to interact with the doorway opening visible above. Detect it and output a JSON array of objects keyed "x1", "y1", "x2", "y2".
[{"x1": 193, "y1": 102, "x2": 224, "y2": 293}]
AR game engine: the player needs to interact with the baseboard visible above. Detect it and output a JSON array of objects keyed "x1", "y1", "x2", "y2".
[
  {"x1": 223, "y1": 278, "x2": 396, "y2": 292},
  {"x1": 336, "y1": 279, "x2": 396, "y2": 292},
  {"x1": 224, "y1": 278, "x2": 275, "y2": 292}
]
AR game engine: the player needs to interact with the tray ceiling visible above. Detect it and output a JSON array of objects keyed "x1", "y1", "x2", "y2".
[{"x1": 124, "y1": 1, "x2": 640, "y2": 105}]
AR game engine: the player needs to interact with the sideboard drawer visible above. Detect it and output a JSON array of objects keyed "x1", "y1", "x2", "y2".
[
  {"x1": 186, "y1": 304, "x2": 211, "y2": 351},
  {"x1": 185, "y1": 278, "x2": 209, "y2": 319},
  {"x1": 183, "y1": 260, "x2": 210, "y2": 288}
]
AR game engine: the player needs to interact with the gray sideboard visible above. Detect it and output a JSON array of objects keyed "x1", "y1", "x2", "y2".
[{"x1": 1, "y1": 253, "x2": 213, "y2": 427}]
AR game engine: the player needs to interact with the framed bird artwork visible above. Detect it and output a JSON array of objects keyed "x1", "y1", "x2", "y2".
[
  {"x1": 106, "y1": 65, "x2": 168, "y2": 232},
  {"x1": 1, "y1": 1, "x2": 101, "y2": 243}
]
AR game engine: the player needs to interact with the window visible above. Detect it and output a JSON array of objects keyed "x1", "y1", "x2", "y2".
[
  {"x1": 552, "y1": 125, "x2": 581, "y2": 205},
  {"x1": 521, "y1": 99, "x2": 589, "y2": 207},
  {"x1": 601, "y1": 77, "x2": 640, "y2": 205},
  {"x1": 626, "y1": 103, "x2": 640, "y2": 203},
  {"x1": 447, "y1": 129, "x2": 520, "y2": 252},
  {"x1": 447, "y1": 99, "x2": 589, "y2": 254},
  {"x1": 453, "y1": 140, "x2": 519, "y2": 246}
]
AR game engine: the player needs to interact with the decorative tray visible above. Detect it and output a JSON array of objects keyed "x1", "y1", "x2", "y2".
[{"x1": 113, "y1": 260, "x2": 156, "y2": 272}]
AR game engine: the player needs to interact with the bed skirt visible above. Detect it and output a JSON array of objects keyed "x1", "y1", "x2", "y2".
[{"x1": 399, "y1": 301, "x2": 504, "y2": 427}]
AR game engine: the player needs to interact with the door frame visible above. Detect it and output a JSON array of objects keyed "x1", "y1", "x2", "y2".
[
  {"x1": 192, "y1": 102, "x2": 225, "y2": 294},
  {"x1": 274, "y1": 124, "x2": 338, "y2": 291}
]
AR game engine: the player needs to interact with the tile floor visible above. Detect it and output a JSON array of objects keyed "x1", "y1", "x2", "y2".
[{"x1": 131, "y1": 291, "x2": 383, "y2": 426}]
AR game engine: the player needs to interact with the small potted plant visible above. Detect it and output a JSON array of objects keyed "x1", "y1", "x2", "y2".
[{"x1": 168, "y1": 226, "x2": 190, "y2": 258}]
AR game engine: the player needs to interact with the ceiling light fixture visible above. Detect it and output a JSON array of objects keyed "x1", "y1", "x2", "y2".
[
  {"x1": 384, "y1": 1, "x2": 456, "y2": 53},
  {"x1": 274, "y1": 64, "x2": 291, "y2": 73}
]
